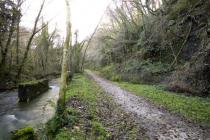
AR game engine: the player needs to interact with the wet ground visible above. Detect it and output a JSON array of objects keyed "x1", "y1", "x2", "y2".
[
  {"x1": 87, "y1": 70, "x2": 208, "y2": 140},
  {"x1": 0, "y1": 79, "x2": 60, "y2": 139}
]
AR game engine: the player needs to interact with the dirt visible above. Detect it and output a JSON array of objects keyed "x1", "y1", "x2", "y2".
[{"x1": 86, "y1": 70, "x2": 209, "y2": 140}]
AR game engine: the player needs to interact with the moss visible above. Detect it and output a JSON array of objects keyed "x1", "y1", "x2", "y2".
[{"x1": 11, "y1": 127, "x2": 34, "y2": 140}]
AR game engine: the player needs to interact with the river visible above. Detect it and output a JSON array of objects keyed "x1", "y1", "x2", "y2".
[{"x1": 0, "y1": 79, "x2": 60, "y2": 139}]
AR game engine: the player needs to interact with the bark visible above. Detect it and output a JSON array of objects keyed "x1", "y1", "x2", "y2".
[
  {"x1": 57, "y1": 0, "x2": 72, "y2": 113},
  {"x1": 16, "y1": 0, "x2": 23, "y2": 65},
  {"x1": 16, "y1": 14, "x2": 20, "y2": 65}
]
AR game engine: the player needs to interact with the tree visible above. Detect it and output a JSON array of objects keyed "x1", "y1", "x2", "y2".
[
  {"x1": 33, "y1": 21, "x2": 57, "y2": 76},
  {"x1": 16, "y1": 0, "x2": 45, "y2": 81},
  {"x1": 0, "y1": 0, "x2": 20, "y2": 73},
  {"x1": 57, "y1": 0, "x2": 72, "y2": 114},
  {"x1": 16, "y1": 0, "x2": 25, "y2": 65},
  {"x1": 81, "y1": 4, "x2": 108, "y2": 71}
]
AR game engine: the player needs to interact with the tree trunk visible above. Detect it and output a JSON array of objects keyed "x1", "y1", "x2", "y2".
[
  {"x1": 0, "y1": 14, "x2": 15, "y2": 68},
  {"x1": 57, "y1": 0, "x2": 72, "y2": 114},
  {"x1": 16, "y1": 14, "x2": 20, "y2": 65}
]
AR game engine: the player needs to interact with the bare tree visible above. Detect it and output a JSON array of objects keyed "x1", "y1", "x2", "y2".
[
  {"x1": 81, "y1": 4, "x2": 109, "y2": 71},
  {"x1": 16, "y1": 0, "x2": 46, "y2": 81},
  {"x1": 16, "y1": 0, "x2": 25, "y2": 65}
]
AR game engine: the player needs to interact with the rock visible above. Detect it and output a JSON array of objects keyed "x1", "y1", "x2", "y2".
[
  {"x1": 18, "y1": 79, "x2": 49, "y2": 102},
  {"x1": 11, "y1": 127, "x2": 35, "y2": 140}
]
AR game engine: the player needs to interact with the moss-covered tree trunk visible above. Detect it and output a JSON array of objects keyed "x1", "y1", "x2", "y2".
[{"x1": 57, "y1": 0, "x2": 72, "y2": 114}]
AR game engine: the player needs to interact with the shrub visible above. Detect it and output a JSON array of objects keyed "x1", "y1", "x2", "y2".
[{"x1": 100, "y1": 64, "x2": 121, "y2": 81}]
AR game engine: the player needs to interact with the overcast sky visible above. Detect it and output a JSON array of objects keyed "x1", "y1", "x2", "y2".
[{"x1": 21, "y1": 0, "x2": 111, "y2": 42}]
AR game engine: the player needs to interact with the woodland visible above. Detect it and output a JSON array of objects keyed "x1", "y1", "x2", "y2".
[{"x1": 0, "y1": 0, "x2": 210, "y2": 139}]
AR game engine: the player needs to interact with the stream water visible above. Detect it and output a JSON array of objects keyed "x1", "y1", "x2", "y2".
[{"x1": 0, "y1": 79, "x2": 60, "y2": 140}]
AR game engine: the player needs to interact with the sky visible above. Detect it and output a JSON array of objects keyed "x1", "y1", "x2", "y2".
[{"x1": 21, "y1": 0, "x2": 111, "y2": 42}]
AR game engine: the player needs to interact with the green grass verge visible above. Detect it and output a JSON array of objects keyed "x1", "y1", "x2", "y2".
[
  {"x1": 47, "y1": 74, "x2": 109, "y2": 140},
  {"x1": 65, "y1": 74, "x2": 98, "y2": 106},
  {"x1": 116, "y1": 81, "x2": 210, "y2": 124}
]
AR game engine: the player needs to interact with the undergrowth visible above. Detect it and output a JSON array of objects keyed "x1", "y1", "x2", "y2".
[{"x1": 97, "y1": 62, "x2": 170, "y2": 84}]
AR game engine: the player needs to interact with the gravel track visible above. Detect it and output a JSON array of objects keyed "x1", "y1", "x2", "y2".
[{"x1": 86, "y1": 70, "x2": 208, "y2": 140}]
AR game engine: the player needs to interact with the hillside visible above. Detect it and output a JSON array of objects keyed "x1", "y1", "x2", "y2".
[{"x1": 87, "y1": 0, "x2": 210, "y2": 97}]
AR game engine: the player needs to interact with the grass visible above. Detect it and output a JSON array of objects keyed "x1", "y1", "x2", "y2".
[
  {"x1": 116, "y1": 81, "x2": 210, "y2": 124},
  {"x1": 65, "y1": 74, "x2": 98, "y2": 106},
  {"x1": 46, "y1": 74, "x2": 110, "y2": 140}
]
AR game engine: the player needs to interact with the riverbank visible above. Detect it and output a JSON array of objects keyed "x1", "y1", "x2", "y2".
[{"x1": 0, "y1": 79, "x2": 60, "y2": 139}]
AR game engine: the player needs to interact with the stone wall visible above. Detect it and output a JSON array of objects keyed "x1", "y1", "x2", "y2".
[{"x1": 18, "y1": 79, "x2": 49, "y2": 102}]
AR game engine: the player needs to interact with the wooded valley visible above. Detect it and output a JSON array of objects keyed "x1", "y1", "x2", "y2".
[{"x1": 0, "y1": 0, "x2": 210, "y2": 139}]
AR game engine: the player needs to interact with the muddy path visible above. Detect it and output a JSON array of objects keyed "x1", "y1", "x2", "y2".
[{"x1": 86, "y1": 70, "x2": 208, "y2": 140}]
